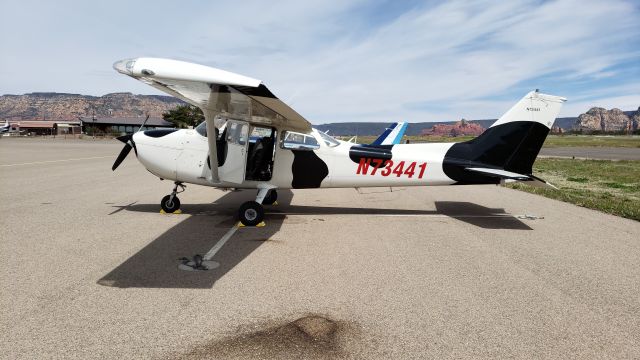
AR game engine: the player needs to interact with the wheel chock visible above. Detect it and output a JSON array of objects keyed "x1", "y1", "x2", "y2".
[
  {"x1": 272, "y1": 201, "x2": 278, "y2": 206},
  {"x1": 160, "y1": 209, "x2": 182, "y2": 215},
  {"x1": 236, "y1": 221, "x2": 266, "y2": 228}
]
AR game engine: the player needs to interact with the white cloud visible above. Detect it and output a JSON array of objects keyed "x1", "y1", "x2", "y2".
[{"x1": 1, "y1": 0, "x2": 638, "y2": 122}]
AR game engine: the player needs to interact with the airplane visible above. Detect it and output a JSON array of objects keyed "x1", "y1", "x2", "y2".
[
  {"x1": 0, "y1": 120, "x2": 10, "y2": 133},
  {"x1": 112, "y1": 57, "x2": 565, "y2": 227},
  {"x1": 370, "y1": 122, "x2": 408, "y2": 145}
]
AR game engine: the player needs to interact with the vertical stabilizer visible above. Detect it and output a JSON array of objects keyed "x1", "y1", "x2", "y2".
[{"x1": 442, "y1": 91, "x2": 566, "y2": 183}]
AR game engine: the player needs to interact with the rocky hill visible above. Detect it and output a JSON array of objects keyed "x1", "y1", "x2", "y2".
[
  {"x1": 421, "y1": 119, "x2": 485, "y2": 137},
  {"x1": 0, "y1": 92, "x2": 185, "y2": 120},
  {"x1": 573, "y1": 107, "x2": 639, "y2": 133},
  {"x1": 1, "y1": 92, "x2": 637, "y2": 135}
]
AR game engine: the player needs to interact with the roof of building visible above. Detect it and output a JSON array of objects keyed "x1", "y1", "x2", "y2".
[
  {"x1": 78, "y1": 117, "x2": 173, "y2": 127},
  {"x1": 8, "y1": 121, "x2": 82, "y2": 128}
]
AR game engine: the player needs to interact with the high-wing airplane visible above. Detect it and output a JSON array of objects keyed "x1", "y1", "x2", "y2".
[
  {"x1": 370, "y1": 122, "x2": 408, "y2": 145},
  {"x1": 0, "y1": 120, "x2": 10, "y2": 134},
  {"x1": 112, "y1": 58, "x2": 565, "y2": 226}
]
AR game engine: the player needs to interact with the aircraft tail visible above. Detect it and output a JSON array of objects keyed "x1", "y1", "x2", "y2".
[
  {"x1": 442, "y1": 90, "x2": 566, "y2": 185},
  {"x1": 371, "y1": 122, "x2": 408, "y2": 145}
]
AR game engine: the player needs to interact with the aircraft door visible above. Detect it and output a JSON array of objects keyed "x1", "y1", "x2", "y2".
[{"x1": 219, "y1": 120, "x2": 249, "y2": 184}]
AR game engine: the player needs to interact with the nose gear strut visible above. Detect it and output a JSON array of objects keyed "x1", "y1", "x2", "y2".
[{"x1": 161, "y1": 181, "x2": 185, "y2": 213}]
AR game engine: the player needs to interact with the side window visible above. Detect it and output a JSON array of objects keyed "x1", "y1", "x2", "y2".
[
  {"x1": 281, "y1": 131, "x2": 320, "y2": 150},
  {"x1": 225, "y1": 122, "x2": 249, "y2": 145},
  {"x1": 226, "y1": 122, "x2": 237, "y2": 142},
  {"x1": 238, "y1": 124, "x2": 248, "y2": 145}
]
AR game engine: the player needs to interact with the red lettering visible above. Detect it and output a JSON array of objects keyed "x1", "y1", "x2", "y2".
[
  {"x1": 404, "y1": 162, "x2": 416, "y2": 178},
  {"x1": 356, "y1": 158, "x2": 370, "y2": 175},
  {"x1": 381, "y1": 160, "x2": 393, "y2": 176},
  {"x1": 418, "y1": 162, "x2": 427, "y2": 178},
  {"x1": 392, "y1": 161, "x2": 405, "y2": 177},
  {"x1": 370, "y1": 158, "x2": 384, "y2": 175}
]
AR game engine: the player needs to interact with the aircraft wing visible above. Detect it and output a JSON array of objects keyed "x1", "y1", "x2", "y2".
[{"x1": 113, "y1": 58, "x2": 312, "y2": 133}]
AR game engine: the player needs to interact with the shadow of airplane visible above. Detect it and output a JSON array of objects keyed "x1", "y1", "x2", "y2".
[{"x1": 98, "y1": 190, "x2": 531, "y2": 289}]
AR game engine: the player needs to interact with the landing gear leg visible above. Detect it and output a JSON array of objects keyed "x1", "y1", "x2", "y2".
[
  {"x1": 161, "y1": 181, "x2": 185, "y2": 213},
  {"x1": 262, "y1": 189, "x2": 278, "y2": 205},
  {"x1": 238, "y1": 187, "x2": 272, "y2": 226}
]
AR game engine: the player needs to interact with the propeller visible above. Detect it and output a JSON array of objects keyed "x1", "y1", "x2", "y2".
[
  {"x1": 111, "y1": 134, "x2": 136, "y2": 171},
  {"x1": 112, "y1": 115, "x2": 148, "y2": 171}
]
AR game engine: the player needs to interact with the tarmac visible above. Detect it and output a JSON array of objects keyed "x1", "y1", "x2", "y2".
[{"x1": 1, "y1": 137, "x2": 640, "y2": 359}]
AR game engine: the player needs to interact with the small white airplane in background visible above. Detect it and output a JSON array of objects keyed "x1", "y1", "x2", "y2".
[
  {"x1": 112, "y1": 58, "x2": 565, "y2": 227},
  {"x1": 370, "y1": 122, "x2": 408, "y2": 145},
  {"x1": 0, "y1": 120, "x2": 10, "y2": 134}
]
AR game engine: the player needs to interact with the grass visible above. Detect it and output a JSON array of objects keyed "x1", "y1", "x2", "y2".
[
  {"x1": 338, "y1": 134, "x2": 640, "y2": 148},
  {"x1": 507, "y1": 158, "x2": 640, "y2": 221}
]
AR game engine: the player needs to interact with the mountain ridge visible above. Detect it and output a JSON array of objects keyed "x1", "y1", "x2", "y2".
[{"x1": 0, "y1": 92, "x2": 636, "y2": 135}]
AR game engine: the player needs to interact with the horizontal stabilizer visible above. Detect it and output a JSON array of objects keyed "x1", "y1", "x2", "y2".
[
  {"x1": 466, "y1": 167, "x2": 531, "y2": 180},
  {"x1": 465, "y1": 167, "x2": 557, "y2": 189}
]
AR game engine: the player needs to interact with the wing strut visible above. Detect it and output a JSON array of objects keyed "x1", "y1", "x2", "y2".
[{"x1": 205, "y1": 113, "x2": 219, "y2": 183}]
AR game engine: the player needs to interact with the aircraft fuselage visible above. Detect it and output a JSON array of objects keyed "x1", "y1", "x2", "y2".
[{"x1": 132, "y1": 127, "x2": 458, "y2": 190}]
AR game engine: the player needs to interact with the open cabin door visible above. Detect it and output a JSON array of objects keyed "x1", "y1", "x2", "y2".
[{"x1": 219, "y1": 120, "x2": 249, "y2": 184}]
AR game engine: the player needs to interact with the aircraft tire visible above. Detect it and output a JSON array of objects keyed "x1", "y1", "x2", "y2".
[
  {"x1": 161, "y1": 195, "x2": 181, "y2": 213},
  {"x1": 239, "y1": 201, "x2": 264, "y2": 226},
  {"x1": 262, "y1": 190, "x2": 278, "y2": 205}
]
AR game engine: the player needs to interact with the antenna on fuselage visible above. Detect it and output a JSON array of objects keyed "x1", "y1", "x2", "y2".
[{"x1": 137, "y1": 114, "x2": 150, "y2": 133}]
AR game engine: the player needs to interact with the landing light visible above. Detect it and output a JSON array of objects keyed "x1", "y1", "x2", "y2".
[{"x1": 112, "y1": 58, "x2": 137, "y2": 75}]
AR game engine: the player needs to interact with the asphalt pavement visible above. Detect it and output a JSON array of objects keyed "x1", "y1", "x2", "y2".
[
  {"x1": 540, "y1": 146, "x2": 640, "y2": 160},
  {"x1": 1, "y1": 137, "x2": 639, "y2": 359}
]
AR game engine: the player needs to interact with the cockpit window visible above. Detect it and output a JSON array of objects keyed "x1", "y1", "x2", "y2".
[
  {"x1": 195, "y1": 121, "x2": 207, "y2": 137},
  {"x1": 281, "y1": 131, "x2": 320, "y2": 150},
  {"x1": 317, "y1": 131, "x2": 340, "y2": 147}
]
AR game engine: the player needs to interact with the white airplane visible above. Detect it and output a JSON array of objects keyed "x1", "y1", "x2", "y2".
[
  {"x1": 112, "y1": 58, "x2": 565, "y2": 226},
  {"x1": 0, "y1": 120, "x2": 10, "y2": 134},
  {"x1": 370, "y1": 122, "x2": 408, "y2": 145}
]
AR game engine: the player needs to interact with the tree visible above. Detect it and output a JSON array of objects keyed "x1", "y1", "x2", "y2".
[{"x1": 162, "y1": 105, "x2": 204, "y2": 128}]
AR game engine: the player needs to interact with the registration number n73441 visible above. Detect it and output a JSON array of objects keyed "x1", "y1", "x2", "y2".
[{"x1": 356, "y1": 158, "x2": 427, "y2": 178}]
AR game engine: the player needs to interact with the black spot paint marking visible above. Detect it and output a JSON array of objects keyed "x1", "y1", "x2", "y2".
[
  {"x1": 143, "y1": 129, "x2": 177, "y2": 138},
  {"x1": 348, "y1": 144, "x2": 394, "y2": 164},
  {"x1": 443, "y1": 121, "x2": 549, "y2": 184},
  {"x1": 291, "y1": 151, "x2": 329, "y2": 188}
]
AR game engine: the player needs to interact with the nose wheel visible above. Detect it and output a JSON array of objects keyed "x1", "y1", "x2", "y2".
[
  {"x1": 161, "y1": 194, "x2": 181, "y2": 213},
  {"x1": 161, "y1": 182, "x2": 185, "y2": 213}
]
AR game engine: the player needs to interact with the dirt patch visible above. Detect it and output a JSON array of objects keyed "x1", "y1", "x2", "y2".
[{"x1": 177, "y1": 315, "x2": 356, "y2": 359}]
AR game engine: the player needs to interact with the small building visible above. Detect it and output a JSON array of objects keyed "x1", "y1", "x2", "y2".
[
  {"x1": 8, "y1": 120, "x2": 82, "y2": 136},
  {"x1": 79, "y1": 116, "x2": 174, "y2": 135}
]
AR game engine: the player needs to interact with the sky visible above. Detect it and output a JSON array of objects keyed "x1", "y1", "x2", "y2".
[{"x1": 1, "y1": 0, "x2": 639, "y2": 124}]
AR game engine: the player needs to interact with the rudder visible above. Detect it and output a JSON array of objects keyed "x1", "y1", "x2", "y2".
[{"x1": 443, "y1": 90, "x2": 566, "y2": 183}]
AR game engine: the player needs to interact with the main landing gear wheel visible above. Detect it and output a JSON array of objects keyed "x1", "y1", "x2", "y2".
[
  {"x1": 161, "y1": 194, "x2": 181, "y2": 213},
  {"x1": 239, "y1": 201, "x2": 264, "y2": 226},
  {"x1": 262, "y1": 189, "x2": 278, "y2": 205}
]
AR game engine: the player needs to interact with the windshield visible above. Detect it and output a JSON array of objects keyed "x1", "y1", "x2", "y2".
[
  {"x1": 317, "y1": 130, "x2": 340, "y2": 147},
  {"x1": 195, "y1": 121, "x2": 207, "y2": 137}
]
